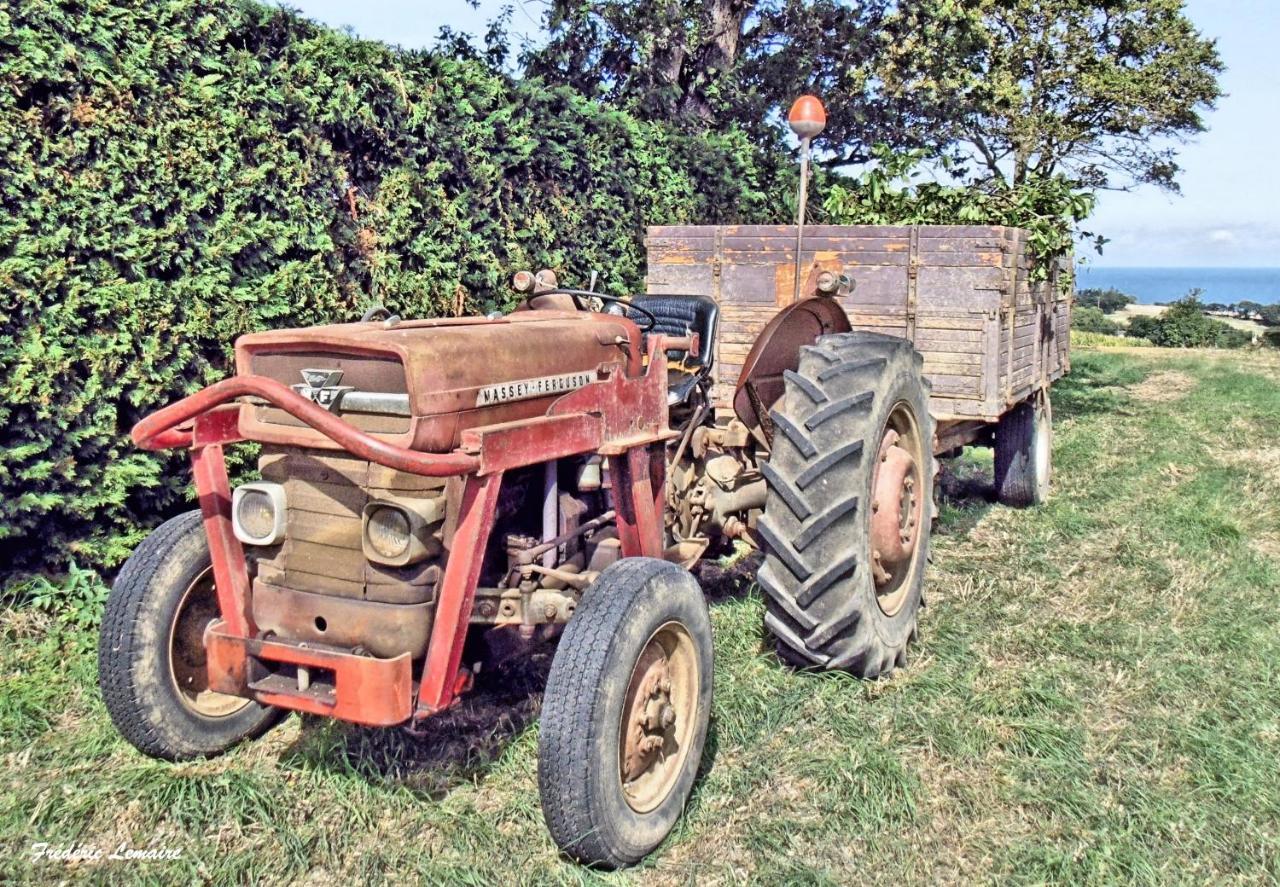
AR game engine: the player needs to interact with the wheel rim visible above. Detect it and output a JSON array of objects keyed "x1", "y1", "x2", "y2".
[
  {"x1": 168, "y1": 568, "x2": 251, "y2": 719},
  {"x1": 618, "y1": 621, "x2": 700, "y2": 814},
  {"x1": 868, "y1": 401, "x2": 927, "y2": 617}
]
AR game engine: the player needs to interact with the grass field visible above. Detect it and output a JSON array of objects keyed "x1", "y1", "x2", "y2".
[{"x1": 3, "y1": 347, "x2": 1279, "y2": 884}]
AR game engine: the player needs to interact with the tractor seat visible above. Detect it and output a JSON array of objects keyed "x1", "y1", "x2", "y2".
[{"x1": 627, "y1": 294, "x2": 719, "y2": 405}]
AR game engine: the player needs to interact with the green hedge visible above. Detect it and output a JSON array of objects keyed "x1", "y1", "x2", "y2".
[{"x1": 0, "y1": 0, "x2": 785, "y2": 576}]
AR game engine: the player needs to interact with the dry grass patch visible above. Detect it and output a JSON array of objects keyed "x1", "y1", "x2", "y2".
[{"x1": 1128, "y1": 369, "x2": 1196, "y2": 403}]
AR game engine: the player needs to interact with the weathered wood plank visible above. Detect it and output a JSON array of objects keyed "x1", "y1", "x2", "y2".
[{"x1": 648, "y1": 223, "x2": 1068, "y2": 418}]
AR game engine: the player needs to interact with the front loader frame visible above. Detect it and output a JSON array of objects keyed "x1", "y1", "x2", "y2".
[{"x1": 131, "y1": 333, "x2": 694, "y2": 726}]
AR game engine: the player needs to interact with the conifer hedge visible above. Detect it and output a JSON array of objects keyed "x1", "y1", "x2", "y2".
[{"x1": 0, "y1": 0, "x2": 784, "y2": 576}]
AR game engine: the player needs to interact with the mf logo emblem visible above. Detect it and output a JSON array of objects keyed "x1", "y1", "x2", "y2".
[{"x1": 293, "y1": 368, "x2": 353, "y2": 410}]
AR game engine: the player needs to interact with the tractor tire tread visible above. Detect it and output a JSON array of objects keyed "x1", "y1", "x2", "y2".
[{"x1": 759, "y1": 331, "x2": 933, "y2": 676}]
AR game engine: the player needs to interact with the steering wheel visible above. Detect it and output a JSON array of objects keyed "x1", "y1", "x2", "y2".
[{"x1": 529, "y1": 288, "x2": 657, "y2": 333}]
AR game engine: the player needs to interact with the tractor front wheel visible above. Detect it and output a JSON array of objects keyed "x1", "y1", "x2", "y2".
[
  {"x1": 98, "y1": 510, "x2": 282, "y2": 760},
  {"x1": 538, "y1": 558, "x2": 713, "y2": 868}
]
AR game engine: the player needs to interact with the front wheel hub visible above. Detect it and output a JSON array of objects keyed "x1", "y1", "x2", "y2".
[
  {"x1": 618, "y1": 621, "x2": 698, "y2": 813},
  {"x1": 623, "y1": 649, "x2": 674, "y2": 782}
]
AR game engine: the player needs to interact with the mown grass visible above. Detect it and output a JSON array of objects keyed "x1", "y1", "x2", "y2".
[{"x1": 3, "y1": 347, "x2": 1279, "y2": 884}]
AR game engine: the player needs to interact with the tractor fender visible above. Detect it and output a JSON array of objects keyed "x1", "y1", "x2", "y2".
[{"x1": 732, "y1": 297, "x2": 851, "y2": 447}]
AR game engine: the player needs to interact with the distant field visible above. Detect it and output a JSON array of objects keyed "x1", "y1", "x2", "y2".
[
  {"x1": 3, "y1": 348, "x2": 1279, "y2": 884},
  {"x1": 1115, "y1": 303, "x2": 1267, "y2": 336}
]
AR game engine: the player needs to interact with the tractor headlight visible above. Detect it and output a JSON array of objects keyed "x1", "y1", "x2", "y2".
[
  {"x1": 365, "y1": 505, "x2": 411, "y2": 560},
  {"x1": 232, "y1": 482, "x2": 287, "y2": 546},
  {"x1": 362, "y1": 496, "x2": 445, "y2": 567}
]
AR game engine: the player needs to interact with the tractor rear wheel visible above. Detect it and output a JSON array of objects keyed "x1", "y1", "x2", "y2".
[
  {"x1": 994, "y1": 389, "x2": 1052, "y2": 507},
  {"x1": 538, "y1": 558, "x2": 712, "y2": 868},
  {"x1": 99, "y1": 510, "x2": 282, "y2": 760},
  {"x1": 758, "y1": 331, "x2": 934, "y2": 677}
]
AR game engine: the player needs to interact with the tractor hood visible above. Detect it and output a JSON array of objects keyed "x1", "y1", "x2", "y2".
[{"x1": 234, "y1": 311, "x2": 641, "y2": 453}]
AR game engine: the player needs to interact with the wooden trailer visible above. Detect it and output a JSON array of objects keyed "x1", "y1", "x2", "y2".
[{"x1": 645, "y1": 224, "x2": 1072, "y2": 455}]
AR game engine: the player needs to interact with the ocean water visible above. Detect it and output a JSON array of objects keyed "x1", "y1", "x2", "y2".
[{"x1": 1077, "y1": 267, "x2": 1280, "y2": 305}]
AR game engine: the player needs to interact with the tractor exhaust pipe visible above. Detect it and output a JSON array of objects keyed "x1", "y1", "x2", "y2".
[
  {"x1": 542, "y1": 460, "x2": 558, "y2": 568},
  {"x1": 788, "y1": 96, "x2": 827, "y2": 303}
]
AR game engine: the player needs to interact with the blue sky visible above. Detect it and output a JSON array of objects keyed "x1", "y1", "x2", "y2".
[{"x1": 281, "y1": 0, "x2": 1277, "y2": 268}]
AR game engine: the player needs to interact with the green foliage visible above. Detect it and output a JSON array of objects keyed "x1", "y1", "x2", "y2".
[
  {"x1": 525, "y1": 0, "x2": 1223, "y2": 195},
  {"x1": 1072, "y1": 306, "x2": 1120, "y2": 336},
  {"x1": 878, "y1": 0, "x2": 1223, "y2": 191},
  {"x1": 0, "y1": 0, "x2": 784, "y2": 576},
  {"x1": 1257, "y1": 305, "x2": 1280, "y2": 327},
  {"x1": 822, "y1": 147, "x2": 1093, "y2": 279},
  {"x1": 1076, "y1": 287, "x2": 1135, "y2": 314},
  {"x1": 1125, "y1": 295, "x2": 1252, "y2": 349},
  {"x1": 17, "y1": 561, "x2": 108, "y2": 638},
  {"x1": 524, "y1": 0, "x2": 956, "y2": 167}
]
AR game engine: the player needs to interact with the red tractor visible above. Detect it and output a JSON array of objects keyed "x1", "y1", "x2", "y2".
[{"x1": 99, "y1": 99, "x2": 1061, "y2": 867}]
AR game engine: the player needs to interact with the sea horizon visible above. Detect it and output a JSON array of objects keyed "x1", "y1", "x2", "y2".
[{"x1": 1077, "y1": 266, "x2": 1280, "y2": 306}]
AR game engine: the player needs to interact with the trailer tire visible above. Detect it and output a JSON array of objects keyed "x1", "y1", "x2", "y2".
[
  {"x1": 758, "y1": 331, "x2": 933, "y2": 677},
  {"x1": 538, "y1": 558, "x2": 712, "y2": 868},
  {"x1": 98, "y1": 510, "x2": 282, "y2": 760},
  {"x1": 994, "y1": 389, "x2": 1052, "y2": 507}
]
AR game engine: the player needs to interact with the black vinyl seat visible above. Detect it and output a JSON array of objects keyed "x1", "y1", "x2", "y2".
[{"x1": 627, "y1": 294, "x2": 719, "y2": 405}]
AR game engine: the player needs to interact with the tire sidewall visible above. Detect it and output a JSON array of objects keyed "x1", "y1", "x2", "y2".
[{"x1": 1032, "y1": 391, "x2": 1053, "y2": 501}]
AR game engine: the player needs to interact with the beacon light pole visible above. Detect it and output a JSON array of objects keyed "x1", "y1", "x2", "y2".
[{"x1": 787, "y1": 95, "x2": 827, "y2": 303}]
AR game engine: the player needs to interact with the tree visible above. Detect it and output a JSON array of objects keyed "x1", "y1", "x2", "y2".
[
  {"x1": 1073, "y1": 306, "x2": 1121, "y2": 335},
  {"x1": 1076, "y1": 287, "x2": 1135, "y2": 314},
  {"x1": 1126, "y1": 294, "x2": 1250, "y2": 348},
  {"x1": 522, "y1": 0, "x2": 754, "y2": 124},
  {"x1": 522, "y1": 1, "x2": 981, "y2": 164},
  {"x1": 1237, "y1": 300, "x2": 1264, "y2": 320},
  {"x1": 1257, "y1": 304, "x2": 1280, "y2": 327},
  {"x1": 523, "y1": 0, "x2": 1222, "y2": 198},
  {"x1": 877, "y1": 0, "x2": 1223, "y2": 191}
]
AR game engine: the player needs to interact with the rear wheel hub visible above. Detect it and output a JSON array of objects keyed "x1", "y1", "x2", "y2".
[{"x1": 869, "y1": 407, "x2": 926, "y2": 616}]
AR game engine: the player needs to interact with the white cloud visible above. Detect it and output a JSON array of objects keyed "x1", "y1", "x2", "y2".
[{"x1": 1080, "y1": 222, "x2": 1280, "y2": 267}]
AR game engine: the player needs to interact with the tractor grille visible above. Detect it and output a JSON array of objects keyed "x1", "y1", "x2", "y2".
[{"x1": 247, "y1": 448, "x2": 447, "y2": 659}]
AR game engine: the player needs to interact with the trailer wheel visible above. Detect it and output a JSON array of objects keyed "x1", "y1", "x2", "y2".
[
  {"x1": 538, "y1": 558, "x2": 712, "y2": 868},
  {"x1": 99, "y1": 510, "x2": 282, "y2": 760},
  {"x1": 758, "y1": 331, "x2": 934, "y2": 677},
  {"x1": 994, "y1": 389, "x2": 1052, "y2": 507}
]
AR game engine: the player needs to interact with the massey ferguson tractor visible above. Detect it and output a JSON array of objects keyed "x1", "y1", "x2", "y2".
[{"x1": 99, "y1": 98, "x2": 1066, "y2": 867}]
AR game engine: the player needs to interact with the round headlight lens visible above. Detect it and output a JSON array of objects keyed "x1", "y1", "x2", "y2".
[
  {"x1": 366, "y1": 505, "x2": 411, "y2": 559},
  {"x1": 236, "y1": 489, "x2": 277, "y2": 541}
]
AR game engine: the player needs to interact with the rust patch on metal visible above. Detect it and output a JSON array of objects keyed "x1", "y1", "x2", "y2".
[
  {"x1": 732, "y1": 298, "x2": 852, "y2": 445},
  {"x1": 621, "y1": 643, "x2": 674, "y2": 782}
]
